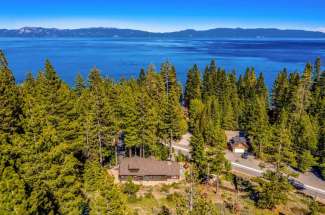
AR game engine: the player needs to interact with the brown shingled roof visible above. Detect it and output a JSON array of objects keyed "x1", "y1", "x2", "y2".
[{"x1": 119, "y1": 157, "x2": 180, "y2": 177}]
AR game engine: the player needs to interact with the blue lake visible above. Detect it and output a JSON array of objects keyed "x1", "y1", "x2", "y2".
[{"x1": 1, "y1": 37, "x2": 325, "y2": 88}]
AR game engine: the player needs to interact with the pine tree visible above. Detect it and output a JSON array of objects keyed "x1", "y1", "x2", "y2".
[
  {"x1": 203, "y1": 96, "x2": 222, "y2": 128},
  {"x1": 159, "y1": 62, "x2": 186, "y2": 142},
  {"x1": 293, "y1": 114, "x2": 318, "y2": 172},
  {"x1": 237, "y1": 74, "x2": 244, "y2": 97},
  {"x1": 316, "y1": 71, "x2": 325, "y2": 178},
  {"x1": 0, "y1": 166, "x2": 28, "y2": 214},
  {"x1": 272, "y1": 69, "x2": 289, "y2": 121},
  {"x1": 27, "y1": 181, "x2": 59, "y2": 215},
  {"x1": 191, "y1": 193, "x2": 219, "y2": 215},
  {"x1": 254, "y1": 171, "x2": 291, "y2": 209},
  {"x1": 192, "y1": 65, "x2": 201, "y2": 100},
  {"x1": 83, "y1": 160, "x2": 129, "y2": 215},
  {"x1": 138, "y1": 68, "x2": 146, "y2": 85},
  {"x1": 121, "y1": 81, "x2": 142, "y2": 156},
  {"x1": 188, "y1": 99, "x2": 204, "y2": 133},
  {"x1": 267, "y1": 111, "x2": 296, "y2": 168},
  {"x1": 226, "y1": 71, "x2": 241, "y2": 129},
  {"x1": 141, "y1": 65, "x2": 171, "y2": 159},
  {"x1": 314, "y1": 57, "x2": 321, "y2": 82},
  {"x1": 256, "y1": 72, "x2": 268, "y2": 106},
  {"x1": 87, "y1": 68, "x2": 117, "y2": 163},
  {"x1": 184, "y1": 64, "x2": 201, "y2": 107},
  {"x1": 206, "y1": 133, "x2": 228, "y2": 201},
  {"x1": 202, "y1": 65, "x2": 211, "y2": 100},
  {"x1": 298, "y1": 150, "x2": 317, "y2": 173},
  {"x1": 241, "y1": 67, "x2": 257, "y2": 99},
  {"x1": 202, "y1": 60, "x2": 217, "y2": 100},
  {"x1": 238, "y1": 68, "x2": 262, "y2": 130},
  {"x1": 175, "y1": 192, "x2": 219, "y2": 215},
  {"x1": 136, "y1": 86, "x2": 158, "y2": 157},
  {"x1": 245, "y1": 96, "x2": 270, "y2": 159},
  {"x1": 222, "y1": 100, "x2": 236, "y2": 130},
  {"x1": 287, "y1": 72, "x2": 300, "y2": 106},
  {"x1": 190, "y1": 128, "x2": 207, "y2": 179},
  {"x1": 0, "y1": 50, "x2": 21, "y2": 145},
  {"x1": 291, "y1": 64, "x2": 312, "y2": 116},
  {"x1": 18, "y1": 61, "x2": 86, "y2": 213},
  {"x1": 184, "y1": 67, "x2": 194, "y2": 107},
  {"x1": 0, "y1": 51, "x2": 24, "y2": 214},
  {"x1": 74, "y1": 72, "x2": 86, "y2": 96}
]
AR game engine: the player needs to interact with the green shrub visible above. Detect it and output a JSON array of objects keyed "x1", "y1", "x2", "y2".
[
  {"x1": 170, "y1": 182, "x2": 180, "y2": 189},
  {"x1": 166, "y1": 192, "x2": 182, "y2": 202},
  {"x1": 144, "y1": 189, "x2": 154, "y2": 199},
  {"x1": 157, "y1": 205, "x2": 171, "y2": 215},
  {"x1": 160, "y1": 184, "x2": 170, "y2": 193},
  {"x1": 176, "y1": 153, "x2": 187, "y2": 162},
  {"x1": 122, "y1": 177, "x2": 140, "y2": 198}
]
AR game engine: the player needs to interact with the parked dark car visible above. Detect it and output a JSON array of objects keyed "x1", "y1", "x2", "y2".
[
  {"x1": 288, "y1": 178, "x2": 305, "y2": 190},
  {"x1": 241, "y1": 152, "x2": 249, "y2": 159}
]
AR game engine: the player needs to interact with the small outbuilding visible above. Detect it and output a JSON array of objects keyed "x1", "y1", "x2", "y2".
[
  {"x1": 225, "y1": 130, "x2": 249, "y2": 153},
  {"x1": 229, "y1": 136, "x2": 249, "y2": 153},
  {"x1": 119, "y1": 157, "x2": 180, "y2": 181}
]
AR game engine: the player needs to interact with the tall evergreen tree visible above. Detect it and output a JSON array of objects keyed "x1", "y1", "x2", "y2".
[
  {"x1": 0, "y1": 50, "x2": 24, "y2": 214},
  {"x1": 136, "y1": 85, "x2": 158, "y2": 157},
  {"x1": 0, "y1": 166, "x2": 28, "y2": 214},
  {"x1": 245, "y1": 96, "x2": 270, "y2": 158},
  {"x1": 88, "y1": 68, "x2": 117, "y2": 164},
  {"x1": 254, "y1": 171, "x2": 291, "y2": 209},
  {"x1": 202, "y1": 65, "x2": 211, "y2": 100},
  {"x1": 159, "y1": 62, "x2": 186, "y2": 142},
  {"x1": 267, "y1": 111, "x2": 296, "y2": 168},
  {"x1": 202, "y1": 60, "x2": 217, "y2": 100},
  {"x1": 314, "y1": 57, "x2": 321, "y2": 82},
  {"x1": 83, "y1": 160, "x2": 130, "y2": 214},
  {"x1": 17, "y1": 60, "x2": 86, "y2": 213},
  {"x1": 190, "y1": 128, "x2": 207, "y2": 179},
  {"x1": 74, "y1": 72, "x2": 86, "y2": 96},
  {"x1": 225, "y1": 71, "x2": 241, "y2": 129},
  {"x1": 290, "y1": 63, "x2": 312, "y2": 116},
  {"x1": 222, "y1": 100, "x2": 236, "y2": 130},
  {"x1": 271, "y1": 69, "x2": 289, "y2": 121},
  {"x1": 137, "y1": 68, "x2": 146, "y2": 85},
  {"x1": 188, "y1": 99, "x2": 205, "y2": 133},
  {"x1": 184, "y1": 64, "x2": 201, "y2": 107},
  {"x1": 0, "y1": 50, "x2": 21, "y2": 145},
  {"x1": 293, "y1": 114, "x2": 318, "y2": 172},
  {"x1": 256, "y1": 72, "x2": 268, "y2": 105}
]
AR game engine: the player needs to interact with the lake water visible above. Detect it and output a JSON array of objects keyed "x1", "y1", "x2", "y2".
[{"x1": 1, "y1": 37, "x2": 325, "y2": 88}]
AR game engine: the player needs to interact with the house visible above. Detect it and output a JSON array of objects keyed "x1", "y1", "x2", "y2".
[
  {"x1": 225, "y1": 130, "x2": 249, "y2": 153},
  {"x1": 119, "y1": 157, "x2": 180, "y2": 181},
  {"x1": 229, "y1": 136, "x2": 249, "y2": 153}
]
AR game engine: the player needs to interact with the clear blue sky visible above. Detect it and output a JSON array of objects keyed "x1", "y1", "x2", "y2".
[{"x1": 1, "y1": 0, "x2": 325, "y2": 32}]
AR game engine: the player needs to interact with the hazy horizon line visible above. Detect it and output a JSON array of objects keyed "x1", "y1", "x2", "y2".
[{"x1": 1, "y1": 26, "x2": 325, "y2": 34}]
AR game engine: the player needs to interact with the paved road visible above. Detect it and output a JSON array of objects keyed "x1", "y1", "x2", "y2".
[{"x1": 169, "y1": 136, "x2": 325, "y2": 200}]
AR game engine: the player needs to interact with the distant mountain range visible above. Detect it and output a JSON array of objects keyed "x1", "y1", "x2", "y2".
[{"x1": 0, "y1": 27, "x2": 325, "y2": 38}]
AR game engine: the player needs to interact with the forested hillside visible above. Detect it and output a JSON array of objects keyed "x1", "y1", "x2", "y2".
[
  {"x1": 0, "y1": 50, "x2": 186, "y2": 214},
  {"x1": 0, "y1": 49, "x2": 324, "y2": 214},
  {"x1": 185, "y1": 58, "x2": 325, "y2": 176}
]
